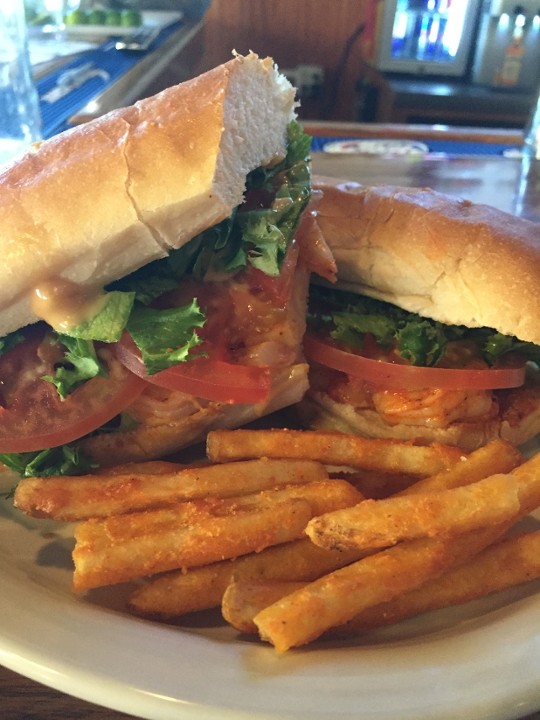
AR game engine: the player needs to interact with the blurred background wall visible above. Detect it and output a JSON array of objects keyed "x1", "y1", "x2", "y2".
[{"x1": 191, "y1": 0, "x2": 381, "y2": 121}]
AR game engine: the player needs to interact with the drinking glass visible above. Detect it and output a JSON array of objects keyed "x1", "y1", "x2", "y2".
[{"x1": 0, "y1": 0, "x2": 42, "y2": 167}]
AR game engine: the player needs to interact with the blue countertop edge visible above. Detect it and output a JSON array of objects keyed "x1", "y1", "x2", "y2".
[{"x1": 311, "y1": 135, "x2": 521, "y2": 156}]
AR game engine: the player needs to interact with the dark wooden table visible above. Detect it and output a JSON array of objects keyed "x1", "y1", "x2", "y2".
[
  {"x1": 3, "y1": 135, "x2": 540, "y2": 720},
  {"x1": 311, "y1": 147, "x2": 540, "y2": 225},
  {"x1": 0, "y1": 664, "x2": 135, "y2": 720}
]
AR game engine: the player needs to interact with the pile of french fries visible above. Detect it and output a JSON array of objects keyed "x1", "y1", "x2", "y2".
[{"x1": 13, "y1": 428, "x2": 540, "y2": 653}]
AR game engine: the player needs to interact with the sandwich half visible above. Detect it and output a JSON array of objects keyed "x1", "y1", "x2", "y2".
[
  {"x1": 0, "y1": 54, "x2": 335, "y2": 476},
  {"x1": 299, "y1": 176, "x2": 540, "y2": 451}
]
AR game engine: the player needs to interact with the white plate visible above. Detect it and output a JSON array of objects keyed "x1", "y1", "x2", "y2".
[
  {"x1": 1, "y1": 465, "x2": 540, "y2": 720},
  {"x1": 323, "y1": 139, "x2": 429, "y2": 156}
]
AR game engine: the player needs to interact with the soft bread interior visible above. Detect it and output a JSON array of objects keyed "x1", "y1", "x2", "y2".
[
  {"x1": 312, "y1": 176, "x2": 540, "y2": 345},
  {"x1": 0, "y1": 54, "x2": 296, "y2": 337}
]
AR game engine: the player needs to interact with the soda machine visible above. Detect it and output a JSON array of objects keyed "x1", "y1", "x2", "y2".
[
  {"x1": 375, "y1": 0, "x2": 483, "y2": 77},
  {"x1": 375, "y1": 0, "x2": 540, "y2": 90}
]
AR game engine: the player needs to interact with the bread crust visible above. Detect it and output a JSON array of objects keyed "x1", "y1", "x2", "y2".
[
  {"x1": 0, "y1": 54, "x2": 295, "y2": 337},
  {"x1": 312, "y1": 176, "x2": 540, "y2": 345}
]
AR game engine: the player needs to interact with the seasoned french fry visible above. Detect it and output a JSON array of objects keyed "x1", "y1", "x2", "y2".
[
  {"x1": 129, "y1": 538, "x2": 362, "y2": 618},
  {"x1": 308, "y1": 440, "x2": 522, "y2": 548},
  {"x1": 73, "y1": 495, "x2": 313, "y2": 592},
  {"x1": 399, "y1": 439, "x2": 522, "y2": 496},
  {"x1": 341, "y1": 529, "x2": 540, "y2": 633},
  {"x1": 96, "y1": 461, "x2": 188, "y2": 476},
  {"x1": 207, "y1": 429, "x2": 463, "y2": 475},
  {"x1": 254, "y1": 451, "x2": 540, "y2": 652},
  {"x1": 331, "y1": 469, "x2": 418, "y2": 499},
  {"x1": 220, "y1": 441, "x2": 526, "y2": 634},
  {"x1": 253, "y1": 525, "x2": 508, "y2": 653},
  {"x1": 222, "y1": 579, "x2": 306, "y2": 633},
  {"x1": 306, "y1": 473, "x2": 521, "y2": 552},
  {"x1": 225, "y1": 529, "x2": 540, "y2": 636},
  {"x1": 130, "y1": 562, "x2": 237, "y2": 618},
  {"x1": 14, "y1": 459, "x2": 328, "y2": 520},
  {"x1": 73, "y1": 478, "x2": 361, "y2": 592},
  {"x1": 266, "y1": 478, "x2": 363, "y2": 517},
  {"x1": 12, "y1": 410, "x2": 538, "y2": 653}
]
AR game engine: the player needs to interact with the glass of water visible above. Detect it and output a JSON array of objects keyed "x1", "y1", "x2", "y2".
[
  {"x1": 523, "y1": 87, "x2": 540, "y2": 159},
  {"x1": 0, "y1": 0, "x2": 42, "y2": 168}
]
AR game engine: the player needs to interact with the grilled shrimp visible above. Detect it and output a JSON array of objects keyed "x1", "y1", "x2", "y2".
[{"x1": 371, "y1": 387, "x2": 497, "y2": 428}]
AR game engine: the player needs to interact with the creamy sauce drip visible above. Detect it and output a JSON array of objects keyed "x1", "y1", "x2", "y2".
[{"x1": 32, "y1": 279, "x2": 107, "y2": 331}]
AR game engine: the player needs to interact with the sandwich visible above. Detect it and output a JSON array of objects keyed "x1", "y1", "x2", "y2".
[
  {"x1": 299, "y1": 177, "x2": 540, "y2": 451},
  {"x1": 0, "y1": 53, "x2": 335, "y2": 477}
]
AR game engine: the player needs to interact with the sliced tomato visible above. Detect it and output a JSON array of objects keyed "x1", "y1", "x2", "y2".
[
  {"x1": 303, "y1": 334, "x2": 527, "y2": 391},
  {"x1": 0, "y1": 331, "x2": 146, "y2": 453},
  {"x1": 115, "y1": 334, "x2": 271, "y2": 404},
  {"x1": 123, "y1": 273, "x2": 275, "y2": 403}
]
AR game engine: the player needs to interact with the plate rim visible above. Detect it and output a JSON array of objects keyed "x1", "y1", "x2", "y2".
[{"x1": 2, "y1": 450, "x2": 540, "y2": 720}]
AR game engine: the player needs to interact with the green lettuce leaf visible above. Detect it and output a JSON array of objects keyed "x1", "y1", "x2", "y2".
[
  {"x1": 395, "y1": 320, "x2": 449, "y2": 367},
  {"x1": 331, "y1": 311, "x2": 396, "y2": 350},
  {"x1": 64, "y1": 291, "x2": 135, "y2": 342},
  {"x1": 310, "y1": 286, "x2": 451, "y2": 365},
  {"x1": 237, "y1": 211, "x2": 286, "y2": 277},
  {"x1": 240, "y1": 122, "x2": 311, "y2": 276},
  {"x1": 309, "y1": 285, "x2": 540, "y2": 367},
  {"x1": 127, "y1": 120, "x2": 312, "y2": 283},
  {"x1": 127, "y1": 299, "x2": 206, "y2": 375},
  {"x1": 474, "y1": 328, "x2": 540, "y2": 365},
  {"x1": 0, "y1": 331, "x2": 25, "y2": 359},
  {"x1": 247, "y1": 119, "x2": 312, "y2": 191},
  {"x1": 0, "y1": 445, "x2": 97, "y2": 478},
  {"x1": 42, "y1": 335, "x2": 107, "y2": 399}
]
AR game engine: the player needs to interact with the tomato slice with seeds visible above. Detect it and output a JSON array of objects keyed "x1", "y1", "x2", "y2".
[
  {"x1": 303, "y1": 334, "x2": 527, "y2": 391},
  {"x1": 0, "y1": 330, "x2": 146, "y2": 453}
]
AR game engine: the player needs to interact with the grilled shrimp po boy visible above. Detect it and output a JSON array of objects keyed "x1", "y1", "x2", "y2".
[
  {"x1": 300, "y1": 177, "x2": 540, "y2": 451},
  {"x1": 0, "y1": 54, "x2": 335, "y2": 476}
]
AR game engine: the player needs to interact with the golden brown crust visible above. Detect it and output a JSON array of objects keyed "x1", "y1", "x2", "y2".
[
  {"x1": 312, "y1": 176, "x2": 540, "y2": 345},
  {"x1": 0, "y1": 54, "x2": 295, "y2": 337}
]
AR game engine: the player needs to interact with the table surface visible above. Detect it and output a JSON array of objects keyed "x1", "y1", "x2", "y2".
[
  {"x1": 2, "y1": 142, "x2": 540, "y2": 719},
  {"x1": 311, "y1": 150, "x2": 540, "y2": 224}
]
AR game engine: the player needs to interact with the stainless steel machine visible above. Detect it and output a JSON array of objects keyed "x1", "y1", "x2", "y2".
[{"x1": 471, "y1": 0, "x2": 540, "y2": 91}]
